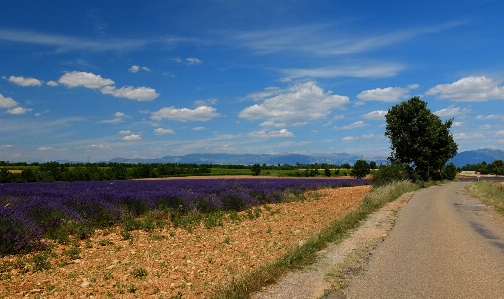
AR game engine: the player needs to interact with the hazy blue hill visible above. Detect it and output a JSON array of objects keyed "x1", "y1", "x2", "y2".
[{"x1": 451, "y1": 148, "x2": 504, "y2": 167}]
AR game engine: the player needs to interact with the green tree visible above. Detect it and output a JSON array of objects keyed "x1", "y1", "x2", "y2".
[
  {"x1": 251, "y1": 163, "x2": 261, "y2": 176},
  {"x1": 385, "y1": 96, "x2": 458, "y2": 181},
  {"x1": 350, "y1": 160, "x2": 370, "y2": 179}
]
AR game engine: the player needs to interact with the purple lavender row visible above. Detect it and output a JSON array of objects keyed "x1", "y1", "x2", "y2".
[{"x1": 0, "y1": 178, "x2": 368, "y2": 256}]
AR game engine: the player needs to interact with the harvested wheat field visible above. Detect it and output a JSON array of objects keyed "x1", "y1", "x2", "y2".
[{"x1": 0, "y1": 185, "x2": 371, "y2": 299}]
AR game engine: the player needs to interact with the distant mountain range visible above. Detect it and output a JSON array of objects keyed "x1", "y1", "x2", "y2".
[
  {"x1": 106, "y1": 148, "x2": 504, "y2": 167},
  {"x1": 449, "y1": 148, "x2": 504, "y2": 166}
]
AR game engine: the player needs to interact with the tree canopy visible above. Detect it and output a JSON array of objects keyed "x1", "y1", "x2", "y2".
[
  {"x1": 385, "y1": 96, "x2": 458, "y2": 181},
  {"x1": 350, "y1": 160, "x2": 370, "y2": 179}
]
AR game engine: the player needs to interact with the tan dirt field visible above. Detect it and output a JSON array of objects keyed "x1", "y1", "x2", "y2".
[{"x1": 0, "y1": 185, "x2": 372, "y2": 299}]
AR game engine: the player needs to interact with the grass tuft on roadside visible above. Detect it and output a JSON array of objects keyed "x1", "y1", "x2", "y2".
[
  {"x1": 467, "y1": 181, "x2": 504, "y2": 214},
  {"x1": 211, "y1": 180, "x2": 418, "y2": 299}
]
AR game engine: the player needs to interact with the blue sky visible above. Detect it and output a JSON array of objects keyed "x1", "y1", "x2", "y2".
[{"x1": 1, "y1": 0, "x2": 503, "y2": 162}]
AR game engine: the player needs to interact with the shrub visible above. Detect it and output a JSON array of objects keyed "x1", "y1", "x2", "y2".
[{"x1": 371, "y1": 163, "x2": 410, "y2": 187}]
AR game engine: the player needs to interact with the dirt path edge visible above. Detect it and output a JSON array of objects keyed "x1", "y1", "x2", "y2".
[{"x1": 252, "y1": 191, "x2": 415, "y2": 299}]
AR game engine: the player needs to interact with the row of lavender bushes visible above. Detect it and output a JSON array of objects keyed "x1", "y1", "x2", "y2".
[{"x1": 0, "y1": 178, "x2": 368, "y2": 256}]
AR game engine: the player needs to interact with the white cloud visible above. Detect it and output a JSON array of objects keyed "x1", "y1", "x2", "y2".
[
  {"x1": 357, "y1": 84, "x2": 419, "y2": 102},
  {"x1": 173, "y1": 57, "x2": 182, "y2": 63},
  {"x1": 8, "y1": 75, "x2": 42, "y2": 87},
  {"x1": 193, "y1": 127, "x2": 205, "y2": 131},
  {"x1": 249, "y1": 129, "x2": 295, "y2": 138},
  {"x1": 151, "y1": 106, "x2": 221, "y2": 122},
  {"x1": 0, "y1": 29, "x2": 149, "y2": 52},
  {"x1": 118, "y1": 130, "x2": 131, "y2": 135},
  {"x1": 195, "y1": 98, "x2": 219, "y2": 107},
  {"x1": 122, "y1": 134, "x2": 141, "y2": 141},
  {"x1": 362, "y1": 110, "x2": 387, "y2": 120},
  {"x1": 476, "y1": 114, "x2": 502, "y2": 120},
  {"x1": 434, "y1": 105, "x2": 472, "y2": 117},
  {"x1": 246, "y1": 86, "x2": 283, "y2": 101},
  {"x1": 7, "y1": 107, "x2": 32, "y2": 114},
  {"x1": 282, "y1": 64, "x2": 405, "y2": 79},
  {"x1": 238, "y1": 81, "x2": 349, "y2": 125},
  {"x1": 496, "y1": 130, "x2": 504, "y2": 138},
  {"x1": 129, "y1": 65, "x2": 151, "y2": 73},
  {"x1": 426, "y1": 76, "x2": 504, "y2": 101},
  {"x1": 452, "y1": 122, "x2": 464, "y2": 127},
  {"x1": 0, "y1": 145, "x2": 13, "y2": 149},
  {"x1": 334, "y1": 121, "x2": 368, "y2": 130},
  {"x1": 186, "y1": 58, "x2": 202, "y2": 65},
  {"x1": 0, "y1": 93, "x2": 18, "y2": 108},
  {"x1": 59, "y1": 71, "x2": 114, "y2": 89},
  {"x1": 453, "y1": 133, "x2": 486, "y2": 140},
  {"x1": 114, "y1": 112, "x2": 125, "y2": 118},
  {"x1": 101, "y1": 86, "x2": 159, "y2": 101},
  {"x1": 46, "y1": 80, "x2": 59, "y2": 86},
  {"x1": 479, "y1": 124, "x2": 491, "y2": 129},
  {"x1": 139, "y1": 110, "x2": 150, "y2": 114},
  {"x1": 154, "y1": 128, "x2": 176, "y2": 135},
  {"x1": 38, "y1": 146, "x2": 55, "y2": 151},
  {"x1": 260, "y1": 121, "x2": 286, "y2": 128},
  {"x1": 342, "y1": 136, "x2": 358, "y2": 141},
  {"x1": 361, "y1": 134, "x2": 375, "y2": 139}
]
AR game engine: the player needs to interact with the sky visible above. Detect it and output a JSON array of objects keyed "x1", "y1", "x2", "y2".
[{"x1": 1, "y1": 0, "x2": 504, "y2": 163}]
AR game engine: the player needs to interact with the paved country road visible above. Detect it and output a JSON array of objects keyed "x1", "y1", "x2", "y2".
[{"x1": 344, "y1": 182, "x2": 504, "y2": 298}]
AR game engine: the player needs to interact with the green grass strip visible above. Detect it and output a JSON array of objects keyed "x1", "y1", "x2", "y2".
[
  {"x1": 467, "y1": 180, "x2": 504, "y2": 215},
  {"x1": 211, "y1": 180, "x2": 419, "y2": 299}
]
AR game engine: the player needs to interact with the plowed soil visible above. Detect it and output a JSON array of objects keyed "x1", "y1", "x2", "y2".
[{"x1": 0, "y1": 185, "x2": 371, "y2": 299}]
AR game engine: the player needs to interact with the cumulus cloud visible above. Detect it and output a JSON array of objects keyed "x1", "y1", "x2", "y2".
[
  {"x1": 173, "y1": 57, "x2": 182, "y2": 63},
  {"x1": 8, "y1": 75, "x2": 42, "y2": 87},
  {"x1": 249, "y1": 129, "x2": 295, "y2": 138},
  {"x1": 342, "y1": 136, "x2": 358, "y2": 141},
  {"x1": 114, "y1": 112, "x2": 125, "y2": 118},
  {"x1": 7, "y1": 107, "x2": 32, "y2": 114},
  {"x1": 151, "y1": 106, "x2": 221, "y2": 122},
  {"x1": 260, "y1": 121, "x2": 286, "y2": 128},
  {"x1": 334, "y1": 121, "x2": 368, "y2": 130},
  {"x1": 38, "y1": 146, "x2": 55, "y2": 151},
  {"x1": 362, "y1": 110, "x2": 387, "y2": 120},
  {"x1": 118, "y1": 130, "x2": 131, "y2": 135},
  {"x1": 0, "y1": 93, "x2": 18, "y2": 108},
  {"x1": 246, "y1": 86, "x2": 283, "y2": 101},
  {"x1": 101, "y1": 86, "x2": 159, "y2": 101},
  {"x1": 122, "y1": 134, "x2": 141, "y2": 141},
  {"x1": 59, "y1": 71, "x2": 114, "y2": 88},
  {"x1": 0, "y1": 145, "x2": 13, "y2": 149},
  {"x1": 238, "y1": 81, "x2": 349, "y2": 125},
  {"x1": 476, "y1": 114, "x2": 502, "y2": 120},
  {"x1": 357, "y1": 84, "x2": 419, "y2": 102},
  {"x1": 193, "y1": 127, "x2": 205, "y2": 131},
  {"x1": 453, "y1": 133, "x2": 485, "y2": 140},
  {"x1": 496, "y1": 130, "x2": 504, "y2": 138},
  {"x1": 129, "y1": 65, "x2": 151, "y2": 73},
  {"x1": 194, "y1": 98, "x2": 219, "y2": 107},
  {"x1": 433, "y1": 105, "x2": 472, "y2": 117},
  {"x1": 186, "y1": 58, "x2": 202, "y2": 65},
  {"x1": 426, "y1": 76, "x2": 504, "y2": 101},
  {"x1": 479, "y1": 124, "x2": 491, "y2": 129},
  {"x1": 154, "y1": 128, "x2": 176, "y2": 135},
  {"x1": 46, "y1": 80, "x2": 59, "y2": 86},
  {"x1": 452, "y1": 122, "x2": 464, "y2": 127}
]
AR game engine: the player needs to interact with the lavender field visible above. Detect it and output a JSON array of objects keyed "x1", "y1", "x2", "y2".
[{"x1": 0, "y1": 178, "x2": 368, "y2": 256}]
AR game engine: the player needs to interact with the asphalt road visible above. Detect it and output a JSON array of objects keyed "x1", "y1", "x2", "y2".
[{"x1": 344, "y1": 182, "x2": 504, "y2": 298}]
